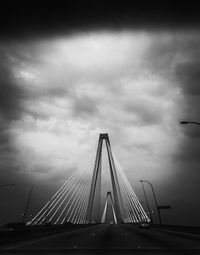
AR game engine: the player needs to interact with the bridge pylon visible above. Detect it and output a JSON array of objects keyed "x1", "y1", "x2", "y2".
[
  {"x1": 86, "y1": 133, "x2": 125, "y2": 224},
  {"x1": 101, "y1": 191, "x2": 117, "y2": 224}
]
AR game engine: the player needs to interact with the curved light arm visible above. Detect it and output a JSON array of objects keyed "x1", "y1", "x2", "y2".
[
  {"x1": 140, "y1": 180, "x2": 161, "y2": 224},
  {"x1": 180, "y1": 121, "x2": 200, "y2": 126}
]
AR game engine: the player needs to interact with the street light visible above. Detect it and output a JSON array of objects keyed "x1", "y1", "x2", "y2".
[
  {"x1": 22, "y1": 186, "x2": 34, "y2": 223},
  {"x1": 180, "y1": 121, "x2": 200, "y2": 126},
  {"x1": 140, "y1": 180, "x2": 162, "y2": 224},
  {"x1": 139, "y1": 181, "x2": 153, "y2": 223}
]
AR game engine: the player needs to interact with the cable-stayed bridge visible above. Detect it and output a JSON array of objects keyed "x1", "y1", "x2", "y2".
[
  {"x1": 3, "y1": 134, "x2": 200, "y2": 253},
  {"x1": 27, "y1": 134, "x2": 150, "y2": 225}
]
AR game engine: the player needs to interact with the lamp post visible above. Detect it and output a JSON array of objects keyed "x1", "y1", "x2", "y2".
[
  {"x1": 22, "y1": 186, "x2": 34, "y2": 224},
  {"x1": 140, "y1": 180, "x2": 162, "y2": 224},
  {"x1": 139, "y1": 181, "x2": 153, "y2": 223}
]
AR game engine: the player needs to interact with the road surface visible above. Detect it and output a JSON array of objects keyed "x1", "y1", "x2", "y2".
[{"x1": 1, "y1": 224, "x2": 200, "y2": 254}]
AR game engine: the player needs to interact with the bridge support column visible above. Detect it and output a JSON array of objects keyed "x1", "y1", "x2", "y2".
[
  {"x1": 86, "y1": 133, "x2": 124, "y2": 224},
  {"x1": 101, "y1": 192, "x2": 117, "y2": 224}
]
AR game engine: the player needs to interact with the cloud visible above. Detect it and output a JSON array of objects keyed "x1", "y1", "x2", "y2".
[
  {"x1": 174, "y1": 138, "x2": 200, "y2": 162},
  {"x1": 72, "y1": 95, "x2": 99, "y2": 118},
  {"x1": 0, "y1": 32, "x2": 184, "y2": 181},
  {"x1": 1, "y1": 30, "x2": 200, "y2": 225},
  {"x1": 1, "y1": 1, "x2": 200, "y2": 41},
  {"x1": 176, "y1": 61, "x2": 200, "y2": 95},
  {"x1": 0, "y1": 49, "x2": 27, "y2": 189},
  {"x1": 0, "y1": 52, "x2": 26, "y2": 121}
]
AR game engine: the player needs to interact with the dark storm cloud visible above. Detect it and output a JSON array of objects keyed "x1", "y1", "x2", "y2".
[
  {"x1": 0, "y1": 52, "x2": 26, "y2": 121},
  {"x1": 174, "y1": 53, "x2": 200, "y2": 140},
  {"x1": 0, "y1": 47, "x2": 30, "y2": 220},
  {"x1": 146, "y1": 34, "x2": 200, "y2": 75},
  {"x1": 170, "y1": 42, "x2": 200, "y2": 172},
  {"x1": 174, "y1": 138, "x2": 200, "y2": 162},
  {"x1": 176, "y1": 61, "x2": 200, "y2": 95},
  {"x1": 0, "y1": 49, "x2": 26, "y2": 169},
  {"x1": 1, "y1": 1, "x2": 200, "y2": 40}
]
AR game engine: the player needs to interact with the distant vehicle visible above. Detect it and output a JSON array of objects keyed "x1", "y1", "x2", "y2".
[
  {"x1": 44, "y1": 222, "x2": 52, "y2": 227},
  {"x1": 138, "y1": 221, "x2": 150, "y2": 229},
  {"x1": 63, "y1": 222, "x2": 73, "y2": 226}
]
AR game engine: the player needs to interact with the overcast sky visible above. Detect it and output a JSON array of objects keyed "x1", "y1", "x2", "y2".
[{"x1": 1, "y1": 1, "x2": 200, "y2": 226}]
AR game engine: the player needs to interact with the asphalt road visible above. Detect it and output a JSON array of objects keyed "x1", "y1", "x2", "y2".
[{"x1": 1, "y1": 224, "x2": 200, "y2": 254}]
